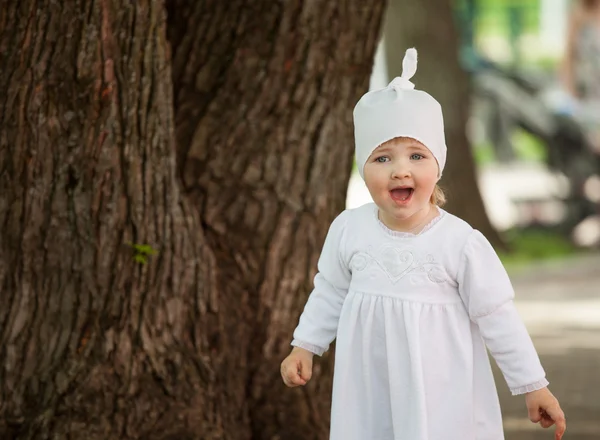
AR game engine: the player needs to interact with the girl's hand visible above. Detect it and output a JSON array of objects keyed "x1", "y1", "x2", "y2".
[
  {"x1": 525, "y1": 387, "x2": 566, "y2": 440},
  {"x1": 280, "y1": 347, "x2": 314, "y2": 387}
]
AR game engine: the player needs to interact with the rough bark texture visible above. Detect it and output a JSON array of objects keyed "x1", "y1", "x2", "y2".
[
  {"x1": 382, "y1": 0, "x2": 505, "y2": 247},
  {"x1": 0, "y1": 1, "x2": 215, "y2": 438},
  {"x1": 166, "y1": 1, "x2": 385, "y2": 438},
  {"x1": 0, "y1": 0, "x2": 385, "y2": 439}
]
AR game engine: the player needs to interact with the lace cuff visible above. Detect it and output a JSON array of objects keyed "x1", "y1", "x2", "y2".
[
  {"x1": 291, "y1": 339, "x2": 327, "y2": 356},
  {"x1": 510, "y1": 378, "x2": 549, "y2": 396}
]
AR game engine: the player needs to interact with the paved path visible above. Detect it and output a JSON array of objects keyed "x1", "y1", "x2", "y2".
[{"x1": 496, "y1": 254, "x2": 600, "y2": 439}]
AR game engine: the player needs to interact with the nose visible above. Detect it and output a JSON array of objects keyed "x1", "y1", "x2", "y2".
[{"x1": 391, "y1": 161, "x2": 411, "y2": 179}]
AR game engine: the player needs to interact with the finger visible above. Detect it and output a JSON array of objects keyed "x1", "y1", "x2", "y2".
[
  {"x1": 282, "y1": 373, "x2": 299, "y2": 387},
  {"x1": 554, "y1": 416, "x2": 566, "y2": 440},
  {"x1": 544, "y1": 407, "x2": 566, "y2": 440},
  {"x1": 280, "y1": 362, "x2": 299, "y2": 384},
  {"x1": 286, "y1": 365, "x2": 307, "y2": 386},
  {"x1": 528, "y1": 406, "x2": 542, "y2": 423},
  {"x1": 545, "y1": 406, "x2": 566, "y2": 425},
  {"x1": 280, "y1": 365, "x2": 292, "y2": 386},
  {"x1": 540, "y1": 410, "x2": 555, "y2": 428},
  {"x1": 298, "y1": 359, "x2": 313, "y2": 382},
  {"x1": 282, "y1": 373, "x2": 303, "y2": 388},
  {"x1": 292, "y1": 375, "x2": 307, "y2": 386},
  {"x1": 540, "y1": 417, "x2": 554, "y2": 429}
]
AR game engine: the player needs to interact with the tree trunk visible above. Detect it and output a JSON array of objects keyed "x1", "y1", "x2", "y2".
[
  {"x1": 382, "y1": 0, "x2": 505, "y2": 248},
  {"x1": 166, "y1": 1, "x2": 385, "y2": 437},
  {"x1": 0, "y1": 1, "x2": 385, "y2": 439}
]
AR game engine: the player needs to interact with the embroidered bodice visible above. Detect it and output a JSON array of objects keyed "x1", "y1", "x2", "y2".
[{"x1": 291, "y1": 202, "x2": 548, "y2": 401}]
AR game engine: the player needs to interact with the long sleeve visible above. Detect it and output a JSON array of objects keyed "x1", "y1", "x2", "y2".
[
  {"x1": 291, "y1": 211, "x2": 351, "y2": 356},
  {"x1": 457, "y1": 230, "x2": 548, "y2": 395}
]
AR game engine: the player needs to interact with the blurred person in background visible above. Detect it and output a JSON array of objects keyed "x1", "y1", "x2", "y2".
[{"x1": 561, "y1": 0, "x2": 600, "y2": 152}]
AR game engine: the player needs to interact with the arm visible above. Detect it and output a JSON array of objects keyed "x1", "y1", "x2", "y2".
[
  {"x1": 281, "y1": 211, "x2": 351, "y2": 387},
  {"x1": 291, "y1": 210, "x2": 352, "y2": 355},
  {"x1": 457, "y1": 230, "x2": 566, "y2": 438},
  {"x1": 456, "y1": 230, "x2": 547, "y2": 395}
]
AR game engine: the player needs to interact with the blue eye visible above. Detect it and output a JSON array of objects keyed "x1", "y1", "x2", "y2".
[
  {"x1": 410, "y1": 153, "x2": 424, "y2": 160},
  {"x1": 375, "y1": 156, "x2": 390, "y2": 163}
]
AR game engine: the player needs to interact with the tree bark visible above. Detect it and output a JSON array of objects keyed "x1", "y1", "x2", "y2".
[
  {"x1": 382, "y1": 0, "x2": 505, "y2": 248},
  {"x1": 0, "y1": 1, "x2": 385, "y2": 439},
  {"x1": 166, "y1": 1, "x2": 385, "y2": 438}
]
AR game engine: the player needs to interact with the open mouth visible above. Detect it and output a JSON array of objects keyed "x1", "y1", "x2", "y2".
[{"x1": 390, "y1": 187, "x2": 414, "y2": 203}]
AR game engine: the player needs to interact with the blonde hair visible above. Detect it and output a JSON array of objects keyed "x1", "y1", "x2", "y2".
[{"x1": 430, "y1": 184, "x2": 446, "y2": 207}]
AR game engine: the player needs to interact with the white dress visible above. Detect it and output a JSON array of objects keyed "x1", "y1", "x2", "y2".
[{"x1": 292, "y1": 203, "x2": 548, "y2": 440}]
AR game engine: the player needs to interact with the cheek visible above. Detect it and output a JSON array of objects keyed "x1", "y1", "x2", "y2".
[
  {"x1": 416, "y1": 169, "x2": 438, "y2": 193},
  {"x1": 364, "y1": 166, "x2": 388, "y2": 190},
  {"x1": 423, "y1": 164, "x2": 439, "y2": 182},
  {"x1": 425, "y1": 175, "x2": 438, "y2": 188}
]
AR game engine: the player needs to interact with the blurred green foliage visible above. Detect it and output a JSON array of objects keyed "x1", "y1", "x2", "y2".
[
  {"x1": 498, "y1": 229, "x2": 580, "y2": 268},
  {"x1": 472, "y1": 128, "x2": 547, "y2": 166},
  {"x1": 472, "y1": 141, "x2": 496, "y2": 166},
  {"x1": 511, "y1": 129, "x2": 547, "y2": 162},
  {"x1": 455, "y1": 0, "x2": 541, "y2": 36},
  {"x1": 454, "y1": 0, "x2": 554, "y2": 67}
]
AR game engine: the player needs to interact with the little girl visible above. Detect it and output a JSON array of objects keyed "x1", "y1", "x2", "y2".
[{"x1": 280, "y1": 48, "x2": 566, "y2": 440}]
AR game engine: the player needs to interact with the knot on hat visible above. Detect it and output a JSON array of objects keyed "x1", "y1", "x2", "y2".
[
  {"x1": 389, "y1": 76, "x2": 414, "y2": 91},
  {"x1": 390, "y1": 48, "x2": 418, "y2": 95}
]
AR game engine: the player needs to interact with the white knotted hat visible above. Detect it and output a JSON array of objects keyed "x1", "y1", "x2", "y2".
[{"x1": 353, "y1": 48, "x2": 447, "y2": 180}]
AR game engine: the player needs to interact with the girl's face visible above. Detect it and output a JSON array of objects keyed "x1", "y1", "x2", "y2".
[{"x1": 363, "y1": 137, "x2": 439, "y2": 227}]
